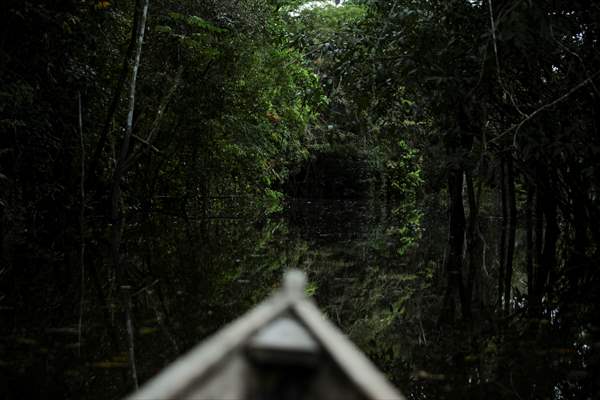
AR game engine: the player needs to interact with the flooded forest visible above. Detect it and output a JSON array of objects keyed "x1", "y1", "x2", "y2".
[{"x1": 1, "y1": 0, "x2": 599, "y2": 399}]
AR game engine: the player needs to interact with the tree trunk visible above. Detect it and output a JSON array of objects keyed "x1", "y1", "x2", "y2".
[
  {"x1": 108, "y1": 1, "x2": 148, "y2": 390},
  {"x1": 77, "y1": 92, "x2": 86, "y2": 358},
  {"x1": 122, "y1": 285, "x2": 139, "y2": 390},
  {"x1": 465, "y1": 170, "x2": 482, "y2": 321},
  {"x1": 87, "y1": 0, "x2": 143, "y2": 188},
  {"x1": 540, "y1": 190, "x2": 559, "y2": 307},
  {"x1": 531, "y1": 174, "x2": 559, "y2": 314},
  {"x1": 110, "y1": 0, "x2": 149, "y2": 287},
  {"x1": 498, "y1": 158, "x2": 507, "y2": 311},
  {"x1": 525, "y1": 185, "x2": 534, "y2": 309},
  {"x1": 440, "y1": 166, "x2": 467, "y2": 324},
  {"x1": 530, "y1": 183, "x2": 544, "y2": 314},
  {"x1": 568, "y1": 181, "x2": 588, "y2": 293},
  {"x1": 503, "y1": 156, "x2": 516, "y2": 312}
]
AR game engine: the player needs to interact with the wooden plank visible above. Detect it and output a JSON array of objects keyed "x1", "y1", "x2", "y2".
[
  {"x1": 125, "y1": 270, "x2": 405, "y2": 400},
  {"x1": 125, "y1": 290, "x2": 295, "y2": 400},
  {"x1": 293, "y1": 298, "x2": 405, "y2": 400},
  {"x1": 249, "y1": 316, "x2": 320, "y2": 354}
]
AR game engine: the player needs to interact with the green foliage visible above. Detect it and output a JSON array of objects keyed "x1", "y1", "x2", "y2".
[
  {"x1": 262, "y1": 188, "x2": 284, "y2": 215},
  {"x1": 0, "y1": 0, "x2": 326, "y2": 396}
]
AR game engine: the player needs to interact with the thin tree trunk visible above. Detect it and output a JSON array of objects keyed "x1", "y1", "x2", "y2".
[
  {"x1": 111, "y1": 0, "x2": 149, "y2": 287},
  {"x1": 531, "y1": 171, "x2": 559, "y2": 315},
  {"x1": 540, "y1": 192, "x2": 559, "y2": 308},
  {"x1": 465, "y1": 170, "x2": 482, "y2": 321},
  {"x1": 440, "y1": 166, "x2": 466, "y2": 324},
  {"x1": 78, "y1": 92, "x2": 86, "y2": 357},
  {"x1": 122, "y1": 65, "x2": 184, "y2": 172},
  {"x1": 531, "y1": 184, "x2": 544, "y2": 313},
  {"x1": 109, "y1": 0, "x2": 148, "y2": 390},
  {"x1": 525, "y1": 185, "x2": 534, "y2": 308},
  {"x1": 87, "y1": 1, "x2": 143, "y2": 186},
  {"x1": 568, "y1": 182, "x2": 588, "y2": 292},
  {"x1": 498, "y1": 158, "x2": 507, "y2": 311},
  {"x1": 122, "y1": 285, "x2": 139, "y2": 390},
  {"x1": 503, "y1": 156, "x2": 516, "y2": 312}
]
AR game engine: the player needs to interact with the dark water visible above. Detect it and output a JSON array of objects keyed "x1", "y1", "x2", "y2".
[{"x1": 1, "y1": 198, "x2": 597, "y2": 399}]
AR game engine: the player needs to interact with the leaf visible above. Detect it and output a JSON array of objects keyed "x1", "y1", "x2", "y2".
[
  {"x1": 167, "y1": 11, "x2": 185, "y2": 21},
  {"x1": 139, "y1": 327, "x2": 159, "y2": 335},
  {"x1": 95, "y1": 0, "x2": 111, "y2": 10},
  {"x1": 155, "y1": 25, "x2": 173, "y2": 34}
]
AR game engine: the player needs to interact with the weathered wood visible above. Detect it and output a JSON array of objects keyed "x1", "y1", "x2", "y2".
[
  {"x1": 125, "y1": 290, "x2": 295, "y2": 399},
  {"x1": 293, "y1": 298, "x2": 403, "y2": 400},
  {"x1": 125, "y1": 269, "x2": 405, "y2": 400},
  {"x1": 248, "y1": 315, "x2": 321, "y2": 366}
]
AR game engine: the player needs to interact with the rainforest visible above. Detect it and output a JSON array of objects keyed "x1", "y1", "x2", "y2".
[{"x1": 1, "y1": 0, "x2": 599, "y2": 399}]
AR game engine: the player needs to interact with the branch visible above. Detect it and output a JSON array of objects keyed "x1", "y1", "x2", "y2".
[
  {"x1": 491, "y1": 72, "x2": 599, "y2": 147},
  {"x1": 143, "y1": 66, "x2": 184, "y2": 144},
  {"x1": 131, "y1": 133, "x2": 160, "y2": 153},
  {"x1": 122, "y1": 285, "x2": 139, "y2": 389},
  {"x1": 487, "y1": 0, "x2": 501, "y2": 84},
  {"x1": 116, "y1": 0, "x2": 149, "y2": 175},
  {"x1": 510, "y1": 73, "x2": 599, "y2": 147},
  {"x1": 87, "y1": 0, "x2": 143, "y2": 186},
  {"x1": 123, "y1": 65, "x2": 184, "y2": 171},
  {"x1": 109, "y1": 5, "x2": 149, "y2": 376}
]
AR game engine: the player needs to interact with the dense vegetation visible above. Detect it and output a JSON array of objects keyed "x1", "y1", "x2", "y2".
[{"x1": 1, "y1": 0, "x2": 598, "y2": 399}]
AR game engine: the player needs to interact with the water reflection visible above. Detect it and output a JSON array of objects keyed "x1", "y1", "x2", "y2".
[{"x1": 1, "y1": 199, "x2": 597, "y2": 399}]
